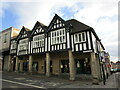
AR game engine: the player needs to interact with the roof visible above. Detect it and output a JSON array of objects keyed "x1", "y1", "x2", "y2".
[
  {"x1": 30, "y1": 21, "x2": 47, "y2": 37},
  {"x1": 23, "y1": 27, "x2": 32, "y2": 37},
  {"x1": 47, "y1": 14, "x2": 65, "y2": 32},
  {"x1": 23, "y1": 26, "x2": 31, "y2": 31},
  {"x1": 66, "y1": 19, "x2": 105, "y2": 50},
  {"x1": 17, "y1": 26, "x2": 31, "y2": 40},
  {"x1": 66, "y1": 19, "x2": 92, "y2": 33},
  {"x1": 35, "y1": 21, "x2": 47, "y2": 31}
]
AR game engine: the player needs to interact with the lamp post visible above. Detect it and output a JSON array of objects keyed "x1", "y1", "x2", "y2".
[{"x1": 99, "y1": 52, "x2": 106, "y2": 85}]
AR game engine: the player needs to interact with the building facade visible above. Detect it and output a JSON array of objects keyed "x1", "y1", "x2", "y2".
[
  {"x1": 0, "y1": 27, "x2": 20, "y2": 71},
  {"x1": 6, "y1": 14, "x2": 106, "y2": 84}
]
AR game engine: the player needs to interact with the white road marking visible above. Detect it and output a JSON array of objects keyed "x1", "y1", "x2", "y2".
[{"x1": 0, "y1": 79, "x2": 46, "y2": 89}]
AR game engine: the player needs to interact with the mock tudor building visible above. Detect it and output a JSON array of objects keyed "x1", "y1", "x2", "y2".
[{"x1": 8, "y1": 14, "x2": 106, "y2": 84}]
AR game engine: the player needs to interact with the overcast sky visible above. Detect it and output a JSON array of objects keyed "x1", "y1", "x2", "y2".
[{"x1": 0, "y1": 0, "x2": 118, "y2": 62}]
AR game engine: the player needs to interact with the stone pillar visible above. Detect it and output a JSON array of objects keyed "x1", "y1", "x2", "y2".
[
  {"x1": 96, "y1": 55, "x2": 102, "y2": 81},
  {"x1": 68, "y1": 50, "x2": 76, "y2": 80},
  {"x1": 20, "y1": 60, "x2": 23, "y2": 72},
  {"x1": 15, "y1": 57, "x2": 19, "y2": 72},
  {"x1": 46, "y1": 53, "x2": 50, "y2": 77},
  {"x1": 29, "y1": 55, "x2": 33, "y2": 73},
  {"x1": 8, "y1": 55, "x2": 11, "y2": 72},
  {"x1": 90, "y1": 52, "x2": 99, "y2": 84}
]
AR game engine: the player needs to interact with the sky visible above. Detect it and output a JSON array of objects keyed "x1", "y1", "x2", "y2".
[{"x1": 0, "y1": 0, "x2": 119, "y2": 62}]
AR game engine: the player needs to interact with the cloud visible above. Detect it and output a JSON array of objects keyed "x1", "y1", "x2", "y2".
[
  {"x1": 73, "y1": 1, "x2": 118, "y2": 62},
  {"x1": 1, "y1": 0, "x2": 119, "y2": 62}
]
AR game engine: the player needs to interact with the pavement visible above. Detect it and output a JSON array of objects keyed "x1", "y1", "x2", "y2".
[{"x1": 1, "y1": 71, "x2": 120, "y2": 89}]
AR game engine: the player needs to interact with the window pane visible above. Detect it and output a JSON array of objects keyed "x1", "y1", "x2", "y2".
[
  {"x1": 63, "y1": 36, "x2": 65, "y2": 42},
  {"x1": 57, "y1": 37, "x2": 59, "y2": 43},
  {"x1": 63, "y1": 30, "x2": 65, "y2": 34},
  {"x1": 82, "y1": 33, "x2": 85, "y2": 41},
  {"x1": 57, "y1": 31, "x2": 59, "y2": 36},
  {"x1": 79, "y1": 34, "x2": 82, "y2": 42},
  {"x1": 54, "y1": 38, "x2": 56, "y2": 44},
  {"x1": 60, "y1": 37, "x2": 62, "y2": 43},
  {"x1": 75, "y1": 34, "x2": 78, "y2": 42},
  {"x1": 60, "y1": 30, "x2": 62, "y2": 35}
]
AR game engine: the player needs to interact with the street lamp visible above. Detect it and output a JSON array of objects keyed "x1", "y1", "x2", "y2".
[{"x1": 99, "y1": 52, "x2": 106, "y2": 85}]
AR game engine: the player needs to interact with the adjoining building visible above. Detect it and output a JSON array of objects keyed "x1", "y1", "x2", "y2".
[
  {"x1": 0, "y1": 27, "x2": 20, "y2": 71},
  {"x1": 5, "y1": 14, "x2": 107, "y2": 84}
]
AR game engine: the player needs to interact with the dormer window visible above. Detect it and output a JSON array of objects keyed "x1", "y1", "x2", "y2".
[
  {"x1": 74, "y1": 32, "x2": 86, "y2": 43},
  {"x1": 51, "y1": 28, "x2": 66, "y2": 45}
]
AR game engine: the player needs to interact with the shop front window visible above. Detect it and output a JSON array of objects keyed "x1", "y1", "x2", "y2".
[
  {"x1": 32, "y1": 62, "x2": 38, "y2": 72},
  {"x1": 76, "y1": 58, "x2": 91, "y2": 74},
  {"x1": 61, "y1": 60, "x2": 69, "y2": 73}
]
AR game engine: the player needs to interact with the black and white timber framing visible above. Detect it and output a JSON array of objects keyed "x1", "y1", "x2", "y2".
[{"x1": 10, "y1": 14, "x2": 105, "y2": 56}]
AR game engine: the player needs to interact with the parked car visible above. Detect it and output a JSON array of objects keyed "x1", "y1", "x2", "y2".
[
  {"x1": 111, "y1": 68, "x2": 117, "y2": 73},
  {"x1": 117, "y1": 69, "x2": 120, "y2": 72}
]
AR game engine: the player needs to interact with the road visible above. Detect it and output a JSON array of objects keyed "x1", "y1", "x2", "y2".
[{"x1": 1, "y1": 71, "x2": 120, "y2": 89}]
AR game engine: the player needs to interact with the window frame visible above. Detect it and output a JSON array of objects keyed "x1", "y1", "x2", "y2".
[
  {"x1": 4, "y1": 33, "x2": 7, "y2": 43},
  {"x1": 33, "y1": 34, "x2": 45, "y2": 48},
  {"x1": 19, "y1": 38, "x2": 29, "y2": 51},
  {"x1": 74, "y1": 32, "x2": 86, "y2": 43},
  {"x1": 51, "y1": 28, "x2": 66, "y2": 45}
]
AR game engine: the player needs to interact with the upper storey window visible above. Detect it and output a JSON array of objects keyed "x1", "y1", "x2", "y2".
[
  {"x1": 51, "y1": 28, "x2": 66, "y2": 45},
  {"x1": 19, "y1": 38, "x2": 28, "y2": 50},
  {"x1": 11, "y1": 40, "x2": 17, "y2": 49},
  {"x1": 74, "y1": 32, "x2": 86, "y2": 43},
  {"x1": 33, "y1": 34, "x2": 44, "y2": 48},
  {"x1": 4, "y1": 34, "x2": 7, "y2": 43}
]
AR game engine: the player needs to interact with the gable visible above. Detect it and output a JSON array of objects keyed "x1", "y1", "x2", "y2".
[
  {"x1": 48, "y1": 14, "x2": 66, "y2": 31},
  {"x1": 31, "y1": 21, "x2": 46, "y2": 36},
  {"x1": 17, "y1": 27, "x2": 28, "y2": 40},
  {"x1": 34, "y1": 25, "x2": 44, "y2": 35}
]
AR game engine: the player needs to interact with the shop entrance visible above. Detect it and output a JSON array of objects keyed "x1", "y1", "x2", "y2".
[
  {"x1": 13, "y1": 58, "x2": 16, "y2": 71},
  {"x1": 32, "y1": 62, "x2": 38, "y2": 72},
  {"x1": 61, "y1": 60, "x2": 69, "y2": 73},
  {"x1": 23, "y1": 62, "x2": 29, "y2": 72},
  {"x1": 75, "y1": 58, "x2": 91, "y2": 74}
]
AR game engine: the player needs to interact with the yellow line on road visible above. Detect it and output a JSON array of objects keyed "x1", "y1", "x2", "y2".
[{"x1": 0, "y1": 79, "x2": 46, "y2": 89}]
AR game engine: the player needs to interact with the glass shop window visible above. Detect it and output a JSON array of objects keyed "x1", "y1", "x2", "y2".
[
  {"x1": 75, "y1": 59, "x2": 91, "y2": 74},
  {"x1": 61, "y1": 60, "x2": 69, "y2": 73},
  {"x1": 32, "y1": 62, "x2": 38, "y2": 72}
]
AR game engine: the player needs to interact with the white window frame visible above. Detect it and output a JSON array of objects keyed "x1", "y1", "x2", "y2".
[
  {"x1": 33, "y1": 34, "x2": 45, "y2": 48},
  {"x1": 51, "y1": 28, "x2": 66, "y2": 45},
  {"x1": 74, "y1": 32, "x2": 86, "y2": 43},
  {"x1": 19, "y1": 38, "x2": 28, "y2": 51}
]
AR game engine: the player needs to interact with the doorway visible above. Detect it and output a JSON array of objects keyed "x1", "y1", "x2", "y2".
[
  {"x1": 61, "y1": 60, "x2": 69, "y2": 73},
  {"x1": 13, "y1": 58, "x2": 16, "y2": 71},
  {"x1": 23, "y1": 62, "x2": 29, "y2": 72},
  {"x1": 75, "y1": 59, "x2": 91, "y2": 74}
]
